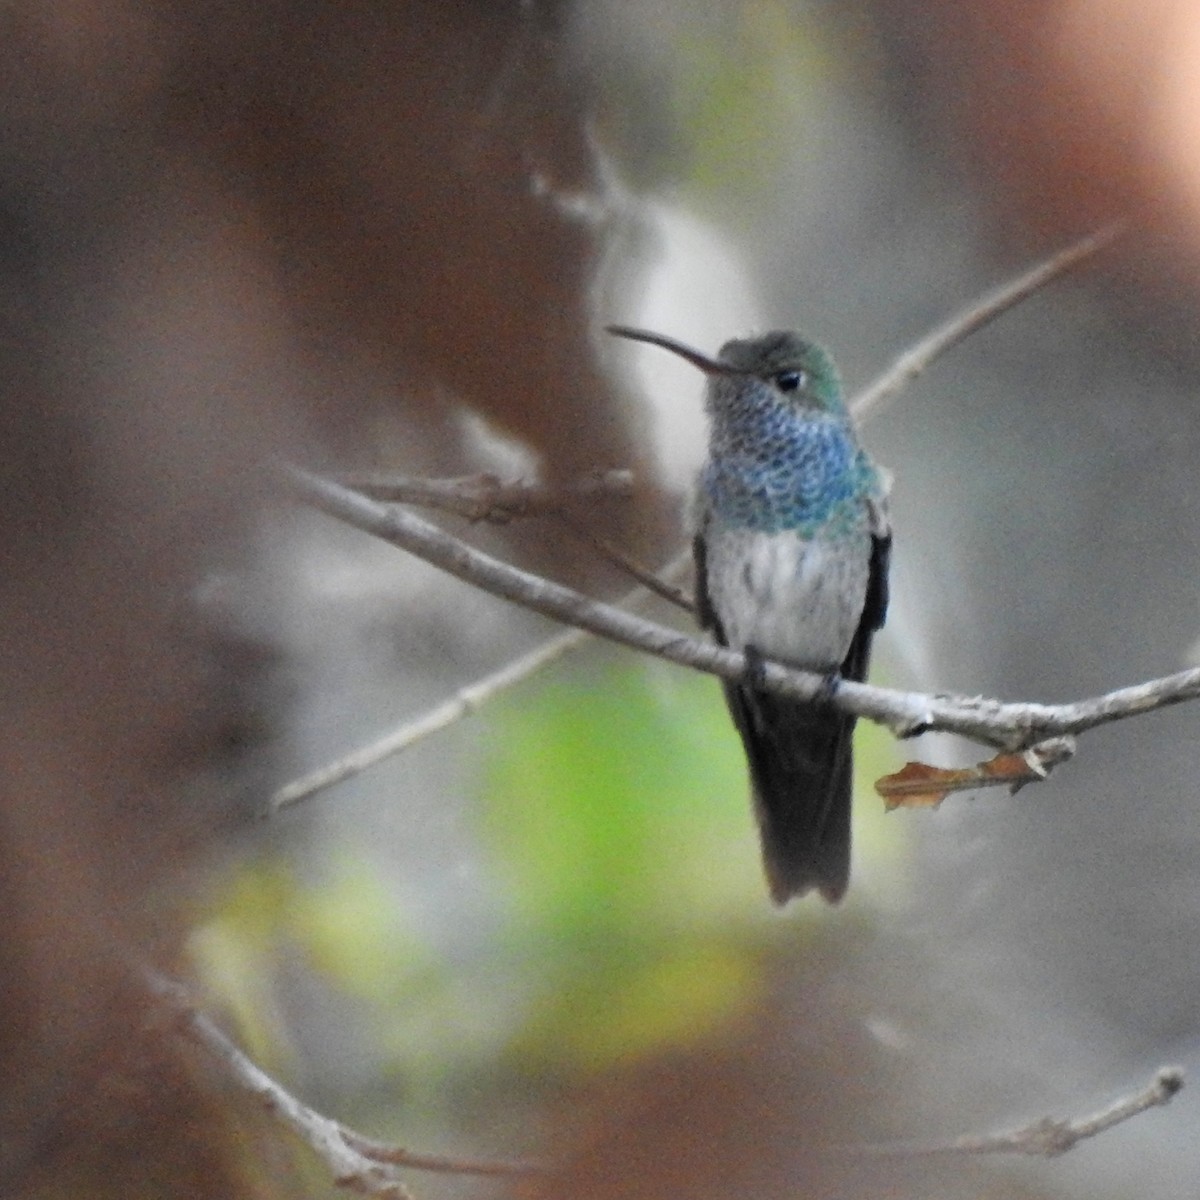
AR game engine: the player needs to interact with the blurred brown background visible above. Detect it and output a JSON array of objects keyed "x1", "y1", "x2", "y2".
[{"x1": 6, "y1": 1, "x2": 1200, "y2": 1198}]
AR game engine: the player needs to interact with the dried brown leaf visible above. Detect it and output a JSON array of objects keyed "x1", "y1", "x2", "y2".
[{"x1": 875, "y1": 738, "x2": 1075, "y2": 810}]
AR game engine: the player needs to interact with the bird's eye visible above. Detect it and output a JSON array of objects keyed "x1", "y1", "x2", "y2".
[{"x1": 774, "y1": 370, "x2": 806, "y2": 393}]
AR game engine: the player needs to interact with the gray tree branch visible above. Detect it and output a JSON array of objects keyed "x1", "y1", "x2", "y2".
[{"x1": 284, "y1": 463, "x2": 1200, "y2": 751}]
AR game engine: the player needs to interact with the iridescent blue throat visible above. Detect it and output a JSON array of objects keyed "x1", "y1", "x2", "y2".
[{"x1": 701, "y1": 410, "x2": 874, "y2": 537}]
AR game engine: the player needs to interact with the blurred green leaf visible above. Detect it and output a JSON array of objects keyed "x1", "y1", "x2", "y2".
[
  {"x1": 513, "y1": 938, "x2": 763, "y2": 1073},
  {"x1": 481, "y1": 659, "x2": 773, "y2": 1071},
  {"x1": 290, "y1": 849, "x2": 427, "y2": 1001},
  {"x1": 187, "y1": 651, "x2": 907, "y2": 1094},
  {"x1": 479, "y1": 653, "x2": 908, "y2": 1071},
  {"x1": 188, "y1": 849, "x2": 433, "y2": 1071},
  {"x1": 482, "y1": 658, "x2": 761, "y2": 935}
]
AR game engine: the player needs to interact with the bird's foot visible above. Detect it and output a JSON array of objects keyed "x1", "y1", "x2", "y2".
[{"x1": 817, "y1": 671, "x2": 841, "y2": 703}]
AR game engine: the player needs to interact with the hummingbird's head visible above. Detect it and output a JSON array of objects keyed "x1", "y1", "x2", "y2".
[
  {"x1": 717, "y1": 330, "x2": 842, "y2": 415},
  {"x1": 606, "y1": 325, "x2": 844, "y2": 417}
]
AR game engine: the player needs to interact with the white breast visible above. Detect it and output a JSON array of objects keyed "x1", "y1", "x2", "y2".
[{"x1": 702, "y1": 525, "x2": 872, "y2": 670}]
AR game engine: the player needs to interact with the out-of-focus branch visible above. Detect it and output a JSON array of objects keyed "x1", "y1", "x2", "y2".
[
  {"x1": 271, "y1": 549, "x2": 693, "y2": 812},
  {"x1": 151, "y1": 974, "x2": 541, "y2": 1194},
  {"x1": 850, "y1": 222, "x2": 1124, "y2": 424},
  {"x1": 848, "y1": 1066, "x2": 1183, "y2": 1159},
  {"x1": 271, "y1": 626, "x2": 589, "y2": 812}
]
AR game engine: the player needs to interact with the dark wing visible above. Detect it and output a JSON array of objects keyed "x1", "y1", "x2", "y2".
[
  {"x1": 692, "y1": 526, "x2": 721, "y2": 636},
  {"x1": 840, "y1": 526, "x2": 891, "y2": 684}
]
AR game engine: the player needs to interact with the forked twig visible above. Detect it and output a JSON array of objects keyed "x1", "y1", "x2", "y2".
[
  {"x1": 150, "y1": 974, "x2": 542, "y2": 1193},
  {"x1": 549, "y1": 509, "x2": 693, "y2": 611}
]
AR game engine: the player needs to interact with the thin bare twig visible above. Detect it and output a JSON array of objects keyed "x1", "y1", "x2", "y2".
[
  {"x1": 272, "y1": 627, "x2": 588, "y2": 812},
  {"x1": 847, "y1": 1066, "x2": 1183, "y2": 1159},
  {"x1": 850, "y1": 222, "x2": 1124, "y2": 423},
  {"x1": 347, "y1": 466, "x2": 689, "y2": 606},
  {"x1": 150, "y1": 973, "x2": 542, "y2": 1192},
  {"x1": 338, "y1": 1133, "x2": 541, "y2": 1178},
  {"x1": 340, "y1": 469, "x2": 633, "y2": 522},
  {"x1": 272, "y1": 551, "x2": 693, "y2": 811},
  {"x1": 549, "y1": 509, "x2": 693, "y2": 611},
  {"x1": 283, "y1": 464, "x2": 1200, "y2": 751}
]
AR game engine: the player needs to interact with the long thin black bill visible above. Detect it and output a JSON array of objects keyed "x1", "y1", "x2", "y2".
[{"x1": 605, "y1": 325, "x2": 741, "y2": 376}]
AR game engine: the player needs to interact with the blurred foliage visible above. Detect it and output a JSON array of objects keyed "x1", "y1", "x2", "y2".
[
  {"x1": 484, "y1": 659, "x2": 760, "y2": 933},
  {"x1": 190, "y1": 652, "x2": 906, "y2": 1113},
  {"x1": 481, "y1": 658, "x2": 765, "y2": 1074},
  {"x1": 480, "y1": 655, "x2": 906, "y2": 1076},
  {"x1": 669, "y1": 4, "x2": 836, "y2": 206},
  {"x1": 598, "y1": 1, "x2": 854, "y2": 215},
  {"x1": 188, "y1": 852, "x2": 430, "y2": 1074}
]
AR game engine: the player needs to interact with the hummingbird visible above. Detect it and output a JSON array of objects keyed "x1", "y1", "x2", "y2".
[{"x1": 609, "y1": 325, "x2": 890, "y2": 903}]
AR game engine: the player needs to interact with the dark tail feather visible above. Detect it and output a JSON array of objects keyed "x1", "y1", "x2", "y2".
[{"x1": 724, "y1": 683, "x2": 854, "y2": 904}]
